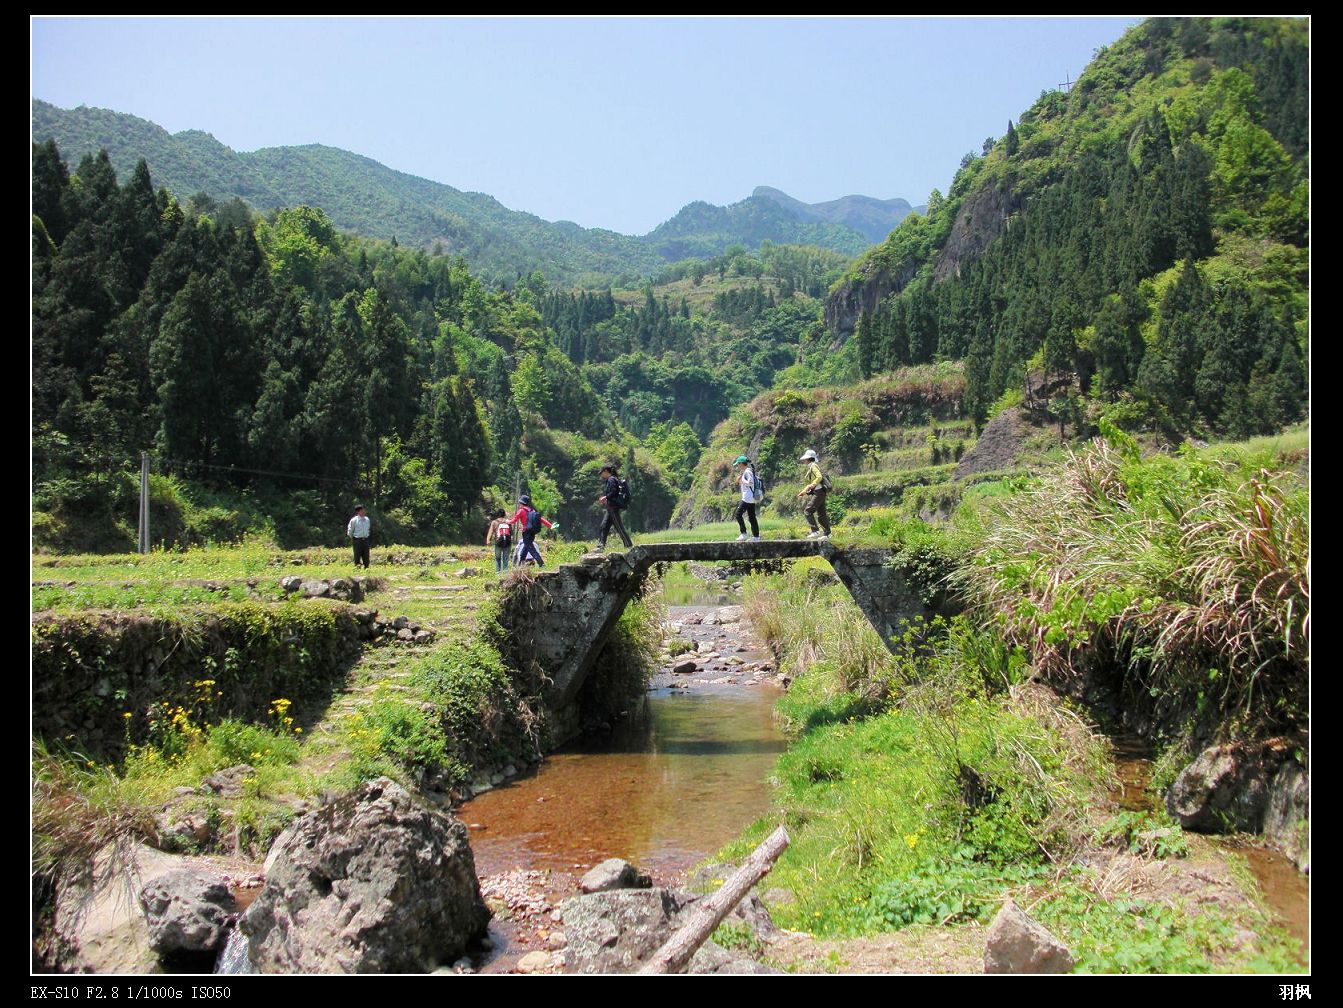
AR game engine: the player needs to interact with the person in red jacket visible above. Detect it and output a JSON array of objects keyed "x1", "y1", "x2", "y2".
[{"x1": 509, "y1": 494, "x2": 557, "y2": 566}]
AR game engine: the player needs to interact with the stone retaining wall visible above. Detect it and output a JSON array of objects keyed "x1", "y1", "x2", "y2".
[{"x1": 32, "y1": 601, "x2": 362, "y2": 759}]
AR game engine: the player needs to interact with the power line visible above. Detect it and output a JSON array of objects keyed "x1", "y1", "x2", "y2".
[
  {"x1": 38, "y1": 448, "x2": 534, "y2": 496},
  {"x1": 162, "y1": 457, "x2": 361, "y2": 486}
]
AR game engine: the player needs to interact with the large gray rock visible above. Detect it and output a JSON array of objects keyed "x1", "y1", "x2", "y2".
[
  {"x1": 984, "y1": 899, "x2": 1074, "y2": 974},
  {"x1": 139, "y1": 869, "x2": 236, "y2": 955},
  {"x1": 561, "y1": 888, "x2": 776, "y2": 974},
  {"x1": 240, "y1": 777, "x2": 490, "y2": 973},
  {"x1": 580, "y1": 858, "x2": 652, "y2": 894},
  {"x1": 562, "y1": 888, "x2": 683, "y2": 972},
  {"x1": 40, "y1": 845, "x2": 246, "y2": 972},
  {"x1": 41, "y1": 843, "x2": 180, "y2": 973},
  {"x1": 1166, "y1": 740, "x2": 1307, "y2": 838}
]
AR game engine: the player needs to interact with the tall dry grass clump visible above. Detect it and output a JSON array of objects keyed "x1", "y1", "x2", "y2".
[{"x1": 962, "y1": 434, "x2": 1309, "y2": 731}]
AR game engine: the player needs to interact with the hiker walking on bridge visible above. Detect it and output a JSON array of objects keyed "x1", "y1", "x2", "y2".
[
  {"x1": 594, "y1": 465, "x2": 633, "y2": 552},
  {"x1": 510, "y1": 495, "x2": 557, "y2": 566},
  {"x1": 796, "y1": 449, "x2": 831, "y2": 540},
  {"x1": 732, "y1": 455, "x2": 763, "y2": 541}
]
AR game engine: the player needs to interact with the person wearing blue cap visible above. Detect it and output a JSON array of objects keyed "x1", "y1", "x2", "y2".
[{"x1": 732, "y1": 456, "x2": 763, "y2": 541}]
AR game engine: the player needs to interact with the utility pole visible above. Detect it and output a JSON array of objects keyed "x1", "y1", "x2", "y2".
[{"x1": 138, "y1": 453, "x2": 150, "y2": 553}]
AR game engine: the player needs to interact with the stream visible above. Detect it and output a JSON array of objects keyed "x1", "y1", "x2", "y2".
[
  {"x1": 458, "y1": 585, "x2": 787, "y2": 972},
  {"x1": 1110, "y1": 734, "x2": 1309, "y2": 957}
]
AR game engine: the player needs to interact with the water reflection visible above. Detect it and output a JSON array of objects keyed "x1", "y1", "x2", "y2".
[{"x1": 462, "y1": 684, "x2": 783, "y2": 880}]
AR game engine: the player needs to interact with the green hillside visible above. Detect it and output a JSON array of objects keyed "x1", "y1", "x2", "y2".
[
  {"x1": 32, "y1": 99, "x2": 909, "y2": 285},
  {"x1": 824, "y1": 17, "x2": 1307, "y2": 441},
  {"x1": 31, "y1": 99, "x2": 663, "y2": 286}
]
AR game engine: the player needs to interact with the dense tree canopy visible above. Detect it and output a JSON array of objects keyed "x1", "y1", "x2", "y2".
[{"x1": 841, "y1": 17, "x2": 1307, "y2": 438}]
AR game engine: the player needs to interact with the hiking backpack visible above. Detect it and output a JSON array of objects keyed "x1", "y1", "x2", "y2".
[
  {"x1": 525, "y1": 507, "x2": 542, "y2": 533},
  {"x1": 612, "y1": 477, "x2": 631, "y2": 510},
  {"x1": 750, "y1": 470, "x2": 765, "y2": 503}
]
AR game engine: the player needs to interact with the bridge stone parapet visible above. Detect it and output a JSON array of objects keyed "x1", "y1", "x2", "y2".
[{"x1": 496, "y1": 540, "x2": 956, "y2": 740}]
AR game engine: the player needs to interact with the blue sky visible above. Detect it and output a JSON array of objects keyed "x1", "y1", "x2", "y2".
[{"x1": 31, "y1": 16, "x2": 1141, "y2": 235}]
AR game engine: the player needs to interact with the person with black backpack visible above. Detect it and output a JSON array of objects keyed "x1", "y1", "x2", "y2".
[
  {"x1": 594, "y1": 465, "x2": 633, "y2": 552},
  {"x1": 732, "y1": 455, "x2": 763, "y2": 541}
]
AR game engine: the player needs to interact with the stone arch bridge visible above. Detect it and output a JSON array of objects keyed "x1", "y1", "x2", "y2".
[{"x1": 497, "y1": 540, "x2": 954, "y2": 736}]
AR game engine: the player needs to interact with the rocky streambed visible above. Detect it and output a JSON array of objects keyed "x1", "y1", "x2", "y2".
[{"x1": 460, "y1": 595, "x2": 791, "y2": 973}]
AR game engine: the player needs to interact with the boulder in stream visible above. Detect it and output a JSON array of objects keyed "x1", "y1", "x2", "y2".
[
  {"x1": 139, "y1": 869, "x2": 236, "y2": 956},
  {"x1": 40, "y1": 844, "x2": 239, "y2": 973},
  {"x1": 561, "y1": 888, "x2": 778, "y2": 974},
  {"x1": 1166, "y1": 739, "x2": 1308, "y2": 842}
]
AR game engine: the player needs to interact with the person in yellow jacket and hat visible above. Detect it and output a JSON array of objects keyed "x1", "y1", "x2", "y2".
[{"x1": 795, "y1": 449, "x2": 831, "y2": 540}]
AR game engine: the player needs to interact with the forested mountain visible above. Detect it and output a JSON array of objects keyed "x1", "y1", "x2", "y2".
[
  {"x1": 824, "y1": 17, "x2": 1308, "y2": 440},
  {"x1": 31, "y1": 17, "x2": 1309, "y2": 554},
  {"x1": 31, "y1": 100, "x2": 662, "y2": 286},
  {"x1": 31, "y1": 134, "x2": 854, "y2": 551},
  {"x1": 32, "y1": 99, "x2": 906, "y2": 285},
  {"x1": 644, "y1": 193, "x2": 877, "y2": 260}
]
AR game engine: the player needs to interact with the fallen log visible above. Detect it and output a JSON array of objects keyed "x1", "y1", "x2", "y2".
[{"x1": 637, "y1": 825, "x2": 790, "y2": 974}]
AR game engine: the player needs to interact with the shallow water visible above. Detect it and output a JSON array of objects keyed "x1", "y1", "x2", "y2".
[
  {"x1": 1242, "y1": 844, "x2": 1310, "y2": 953},
  {"x1": 1110, "y1": 734, "x2": 1309, "y2": 959},
  {"x1": 463, "y1": 681, "x2": 785, "y2": 882}
]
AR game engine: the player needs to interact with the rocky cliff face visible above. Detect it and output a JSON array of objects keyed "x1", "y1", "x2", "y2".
[
  {"x1": 823, "y1": 179, "x2": 1021, "y2": 344},
  {"x1": 932, "y1": 181, "x2": 1020, "y2": 282},
  {"x1": 823, "y1": 252, "x2": 923, "y2": 345}
]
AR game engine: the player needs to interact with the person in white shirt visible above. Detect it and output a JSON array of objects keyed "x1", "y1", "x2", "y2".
[
  {"x1": 347, "y1": 505, "x2": 371, "y2": 568},
  {"x1": 732, "y1": 455, "x2": 762, "y2": 541}
]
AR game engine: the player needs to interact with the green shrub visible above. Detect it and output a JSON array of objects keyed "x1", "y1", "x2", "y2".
[
  {"x1": 961, "y1": 438, "x2": 1309, "y2": 734},
  {"x1": 206, "y1": 719, "x2": 301, "y2": 768}
]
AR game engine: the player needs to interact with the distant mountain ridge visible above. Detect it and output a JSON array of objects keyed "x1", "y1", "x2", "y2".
[
  {"x1": 752, "y1": 186, "x2": 916, "y2": 244},
  {"x1": 32, "y1": 99, "x2": 912, "y2": 283}
]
